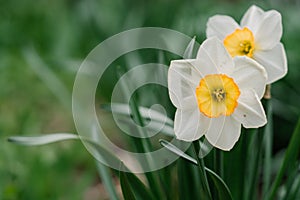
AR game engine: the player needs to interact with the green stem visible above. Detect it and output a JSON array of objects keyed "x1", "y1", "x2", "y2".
[
  {"x1": 244, "y1": 99, "x2": 271, "y2": 200},
  {"x1": 129, "y1": 97, "x2": 153, "y2": 152},
  {"x1": 262, "y1": 99, "x2": 273, "y2": 197},
  {"x1": 192, "y1": 141, "x2": 212, "y2": 200},
  {"x1": 212, "y1": 149, "x2": 223, "y2": 199},
  {"x1": 245, "y1": 127, "x2": 264, "y2": 200},
  {"x1": 216, "y1": 149, "x2": 224, "y2": 178},
  {"x1": 127, "y1": 90, "x2": 162, "y2": 199}
]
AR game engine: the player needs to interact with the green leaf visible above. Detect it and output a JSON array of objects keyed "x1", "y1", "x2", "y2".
[
  {"x1": 119, "y1": 165, "x2": 155, "y2": 200},
  {"x1": 159, "y1": 139, "x2": 196, "y2": 165},
  {"x1": 95, "y1": 162, "x2": 120, "y2": 200},
  {"x1": 192, "y1": 142, "x2": 212, "y2": 200},
  {"x1": 222, "y1": 129, "x2": 250, "y2": 200},
  {"x1": 206, "y1": 168, "x2": 233, "y2": 200},
  {"x1": 159, "y1": 139, "x2": 211, "y2": 164},
  {"x1": 8, "y1": 133, "x2": 122, "y2": 167},
  {"x1": 183, "y1": 36, "x2": 196, "y2": 59},
  {"x1": 213, "y1": 149, "x2": 224, "y2": 179},
  {"x1": 267, "y1": 117, "x2": 300, "y2": 199},
  {"x1": 244, "y1": 128, "x2": 263, "y2": 200},
  {"x1": 23, "y1": 48, "x2": 71, "y2": 111},
  {"x1": 125, "y1": 173, "x2": 155, "y2": 200},
  {"x1": 8, "y1": 133, "x2": 121, "y2": 200},
  {"x1": 161, "y1": 139, "x2": 234, "y2": 200},
  {"x1": 161, "y1": 140, "x2": 206, "y2": 198},
  {"x1": 282, "y1": 165, "x2": 300, "y2": 200},
  {"x1": 120, "y1": 169, "x2": 137, "y2": 200},
  {"x1": 177, "y1": 157, "x2": 203, "y2": 200},
  {"x1": 116, "y1": 66, "x2": 162, "y2": 199},
  {"x1": 101, "y1": 103, "x2": 174, "y2": 127},
  {"x1": 117, "y1": 118, "x2": 174, "y2": 137},
  {"x1": 7, "y1": 133, "x2": 79, "y2": 145}
]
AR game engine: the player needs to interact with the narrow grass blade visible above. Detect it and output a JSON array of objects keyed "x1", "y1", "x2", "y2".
[
  {"x1": 116, "y1": 66, "x2": 162, "y2": 199},
  {"x1": 101, "y1": 103, "x2": 174, "y2": 126},
  {"x1": 206, "y1": 168, "x2": 233, "y2": 200},
  {"x1": 159, "y1": 139, "x2": 197, "y2": 165},
  {"x1": 183, "y1": 36, "x2": 196, "y2": 59},
  {"x1": 101, "y1": 103, "x2": 175, "y2": 137},
  {"x1": 282, "y1": 164, "x2": 300, "y2": 200},
  {"x1": 223, "y1": 129, "x2": 249, "y2": 200},
  {"x1": 8, "y1": 133, "x2": 121, "y2": 200},
  {"x1": 8, "y1": 133, "x2": 123, "y2": 175},
  {"x1": 244, "y1": 128, "x2": 263, "y2": 200},
  {"x1": 213, "y1": 149, "x2": 224, "y2": 178},
  {"x1": 161, "y1": 139, "x2": 232, "y2": 199},
  {"x1": 123, "y1": 172, "x2": 155, "y2": 200},
  {"x1": 23, "y1": 47, "x2": 71, "y2": 111},
  {"x1": 243, "y1": 99, "x2": 272, "y2": 200},
  {"x1": 7, "y1": 133, "x2": 79, "y2": 145},
  {"x1": 119, "y1": 163, "x2": 155, "y2": 200},
  {"x1": 192, "y1": 141, "x2": 212, "y2": 200},
  {"x1": 267, "y1": 117, "x2": 300, "y2": 199},
  {"x1": 118, "y1": 118, "x2": 174, "y2": 137},
  {"x1": 177, "y1": 158, "x2": 202, "y2": 200},
  {"x1": 115, "y1": 66, "x2": 153, "y2": 152},
  {"x1": 156, "y1": 167, "x2": 173, "y2": 200},
  {"x1": 160, "y1": 139, "x2": 202, "y2": 199},
  {"x1": 95, "y1": 162, "x2": 119, "y2": 200},
  {"x1": 120, "y1": 170, "x2": 137, "y2": 200}
]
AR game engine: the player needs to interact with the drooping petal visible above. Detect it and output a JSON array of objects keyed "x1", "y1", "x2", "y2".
[
  {"x1": 254, "y1": 10, "x2": 282, "y2": 50},
  {"x1": 253, "y1": 43, "x2": 287, "y2": 84},
  {"x1": 174, "y1": 109, "x2": 209, "y2": 141},
  {"x1": 168, "y1": 59, "x2": 200, "y2": 110},
  {"x1": 196, "y1": 37, "x2": 234, "y2": 75},
  {"x1": 205, "y1": 116, "x2": 241, "y2": 151},
  {"x1": 231, "y1": 56, "x2": 267, "y2": 98},
  {"x1": 206, "y1": 15, "x2": 240, "y2": 40},
  {"x1": 241, "y1": 5, "x2": 264, "y2": 32},
  {"x1": 232, "y1": 89, "x2": 267, "y2": 128}
]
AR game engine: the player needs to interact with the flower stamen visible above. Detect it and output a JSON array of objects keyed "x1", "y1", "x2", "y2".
[{"x1": 212, "y1": 88, "x2": 226, "y2": 102}]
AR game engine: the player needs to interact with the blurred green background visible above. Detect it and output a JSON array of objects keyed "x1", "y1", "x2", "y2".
[{"x1": 1, "y1": 0, "x2": 300, "y2": 199}]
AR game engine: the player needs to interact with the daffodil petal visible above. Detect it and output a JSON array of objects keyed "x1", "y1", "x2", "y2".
[
  {"x1": 253, "y1": 43, "x2": 287, "y2": 84},
  {"x1": 205, "y1": 116, "x2": 241, "y2": 151},
  {"x1": 196, "y1": 37, "x2": 234, "y2": 75},
  {"x1": 188, "y1": 57, "x2": 219, "y2": 77},
  {"x1": 232, "y1": 56, "x2": 267, "y2": 98},
  {"x1": 233, "y1": 89, "x2": 267, "y2": 128},
  {"x1": 168, "y1": 59, "x2": 200, "y2": 110},
  {"x1": 206, "y1": 15, "x2": 240, "y2": 40},
  {"x1": 254, "y1": 10, "x2": 282, "y2": 50},
  {"x1": 241, "y1": 5, "x2": 264, "y2": 32},
  {"x1": 174, "y1": 109, "x2": 209, "y2": 141}
]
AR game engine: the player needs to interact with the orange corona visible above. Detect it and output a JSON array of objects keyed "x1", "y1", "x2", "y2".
[
  {"x1": 224, "y1": 27, "x2": 255, "y2": 58},
  {"x1": 196, "y1": 74, "x2": 240, "y2": 118}
]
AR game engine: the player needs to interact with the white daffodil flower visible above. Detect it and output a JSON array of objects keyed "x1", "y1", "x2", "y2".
[
  {"x1": 168, "y1": 37, "x2": 267, "y2": 151},
  {"x1": 206, "y1": 5, "x2": 287, "y2": 84}
]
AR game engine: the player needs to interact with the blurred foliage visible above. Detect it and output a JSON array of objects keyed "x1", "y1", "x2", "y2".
[{"x1": 1, "y1": 0, "x2": 300, "y2": 199}]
